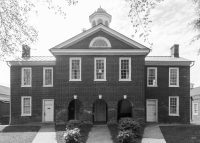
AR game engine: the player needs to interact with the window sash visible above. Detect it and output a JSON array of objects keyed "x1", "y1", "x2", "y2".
[
  {"x1": 70, "y1": 58, "x2": 81, "y2": 80},
  {"x1": 120, "y1": 58, "x2": 131, "y2": 80},
  {"x1": 193, "y1": 103, "x2": 198, "y2": 115},
  {"x1": 95, "y1": 58, "x2": 106, "y2": 80},
  {"x1": 169, "y1": 97, "x2": 179, "y2": 116},
  {"x1": 147, "y1": 68, "x2": 157, "y2": 86},
  {"x1": 21, "y1": 97, "x2": 31, "y2": 116},
  {"x1": 43, "y1": 68, "x2": 53, "y2": 86},
  {"x1": 169, "y1": 68, "x2": 179, "y2": 86},
  {"x1": 22, "y1": 68, "x2": 31, "y2": 86}
]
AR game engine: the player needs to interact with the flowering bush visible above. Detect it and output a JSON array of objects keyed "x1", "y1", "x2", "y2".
[
  {"x1": 118, "y1": 117, "x2": 140, "y2": 136},
  {"x1": 63, "y1": 128, "x2": 81, "y2": 143},
  {"x1": 66, "y1": 120, "x2": 82, "y2": 130},
  {"x1": 117, "y1": 130, "x2": 137, "y2": 143}
]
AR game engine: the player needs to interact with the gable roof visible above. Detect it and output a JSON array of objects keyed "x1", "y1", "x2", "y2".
[
  {"x1": 0, "y1": 85, "x2": 10, "y2": 95},
  {"x1": 191, "y1": 86, "x2": 200, "y2": 97},
  {"x1": 50, "y1": 24, "x2": 149, "y2": 50},
  {"x1": 0, "y1": 85, "x2": 10, "y2": 102}
]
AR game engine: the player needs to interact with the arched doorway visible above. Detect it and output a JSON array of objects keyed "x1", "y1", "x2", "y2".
[
  {"x1": 93, "y1": 99, "x2": 107, "y2": 124},
  {"x1": 68, "y1": 99, "x2": 83, "y2": 121},
  {"x1": 117, "y1": 99, "x2": 132, "y2": 120}
]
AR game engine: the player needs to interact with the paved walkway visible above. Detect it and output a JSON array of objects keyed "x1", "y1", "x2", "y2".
[
  {"x1": 142, "y1": 124, "x2": 166, "y2": 143},
  {"x1": 86, "y1": 125, "x2": 112, "y2": 143},
  {"x1": 0, "y1": 125, "x2": 8, "y2": 131},
  {"x1": 32, "y1": 123, "x2": 57, "y2": 143}
]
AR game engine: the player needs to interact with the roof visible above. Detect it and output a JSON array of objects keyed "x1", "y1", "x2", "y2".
[
  {"x1": 145, "y1": 56, "x2": 193, "y2": 66},
  {"x1": 145, "y1": 56, "x2": 192, "y2": 62},
  {"x1": 0, "y1": 85, "x2": 10, "y2": 95},
  {"x1": 0, "y1": 85, "x2": 10, "y2": 102},
  {"x1": 8, "y1": 56, "x2": 55, "y2": 62},
  {"x1": 50, "y1": 24, "x2": 149, "y2": 50},
  {"x1": 191, "y1": 86, "x2": 200, "y2": 97},
  {"x1": 8, "y1": 56, "x2": 56, "y2": 66}
]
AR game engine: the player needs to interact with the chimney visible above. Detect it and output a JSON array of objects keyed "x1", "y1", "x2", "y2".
[
  {"x1": 171, "y1": 44, "x2": 179, "y2": 57},
  {"x1": 22, "y1": 45, "x2": 30, "y2": 58}
]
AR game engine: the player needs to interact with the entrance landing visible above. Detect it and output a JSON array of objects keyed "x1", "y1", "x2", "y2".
[{"x1": 86, "y1": 125, "x2": 112, "y2": 143}]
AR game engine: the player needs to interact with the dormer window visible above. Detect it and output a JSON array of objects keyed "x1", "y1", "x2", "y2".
[{"x1": 89, "y1": 37, "x2": 111, "y2": 48}]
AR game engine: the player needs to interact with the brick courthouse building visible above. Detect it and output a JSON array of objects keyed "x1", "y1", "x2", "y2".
[{"x1": 8, "y1": 8, "x2": 193, "y2": 124}]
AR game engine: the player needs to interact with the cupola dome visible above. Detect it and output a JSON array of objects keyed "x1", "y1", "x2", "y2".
[{"x1": 89, "y1": 7, "x2": 112, "y2": 27}]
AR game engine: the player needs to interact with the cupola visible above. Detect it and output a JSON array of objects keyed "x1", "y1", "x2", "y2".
[{"x1": 89, "y1": 7, "x2": 112, "y2": 27}]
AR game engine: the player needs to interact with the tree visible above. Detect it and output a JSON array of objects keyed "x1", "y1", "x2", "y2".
[
  {"x1": 0, "y1": 0, "x2": 77, "y2": 60},
  {"x1": 124, "y1": 0, "x2": 200, "y2": 53}
]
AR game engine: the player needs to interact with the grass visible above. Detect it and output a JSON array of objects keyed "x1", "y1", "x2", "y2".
[
  {"x1": 160, "y1": 125, "x2": 200, "y2": 143},
  {"x1": 0, "y1": 126, "x2": 41, "y2": 143},
  {"x1": 108, "y1": 124, "x2": 145, "y2": 143},
  {"x1": 55, "y1": 124, "x2": 93, "y2": 143}
]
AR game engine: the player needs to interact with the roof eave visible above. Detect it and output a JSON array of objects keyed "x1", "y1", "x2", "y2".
[
  {"x1": 8, "y1": 61, "x2": 56, "y2": 66},
  {"x1": 145, "y1": 61, "x2": 193, "y2": 66}
]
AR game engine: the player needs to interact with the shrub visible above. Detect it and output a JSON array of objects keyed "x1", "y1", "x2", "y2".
[
  {"x1": 118, "y1": 117, "x2": 140, "y2": 136},
  {"x1": 66, "y1": 120, "x2": 83, "y2": 130},
  {"x1": 117, "y1": 130, "x2": 137, "y2": 143},
  {"x1": 63, "y1": 128, "x2": 81, "y2": 143},
  {"x1": 56, "y1": 108, "x2": 68, "y2": 124}
]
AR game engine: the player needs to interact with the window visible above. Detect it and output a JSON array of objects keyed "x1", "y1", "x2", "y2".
[
  {"x1": 169, "y1": 68, "x2": 179, "y2": 87},
  {"x1": 94, "y1": 58, "x2": 106, "y2": 81},
  {"x1": 169, "y1": 96, "x2": 179, "y2": 116},
  {"x1": 119, "y1": 57, "x2": 131, "y2": 81},
  {"x1": 21, "y1": 96, "x2": 32, "y2": 116},
  {"x1": 193, "y1": 103, "x2": 198, "y2": 115},
  {"x1": 89, "y1": 37, "x2": 111, "y2": 48},
  {"x1": 43, "y1": 67, "x2": 53, "y2": 87},
  {"x1": 21, "y1": 68, "x2": 32, "y2": 87},
  {"x1": 147, "y1": 67, "x2": 157, "y2": 86},
  {"x1": 70, "y1": 58, "x2": 81, "y2": 81}
]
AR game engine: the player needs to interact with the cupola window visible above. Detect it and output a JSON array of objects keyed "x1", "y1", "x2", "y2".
[
  {"x1": 89, "y1": 37, "x2": 111, "y2": 48},
  {"x1": 97, "y1": 19, "x2": 103, "y2": 25}
]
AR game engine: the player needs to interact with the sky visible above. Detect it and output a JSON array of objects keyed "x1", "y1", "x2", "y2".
[{"x1": 0, "y1": 0, "x2": 200, "y2": 87}]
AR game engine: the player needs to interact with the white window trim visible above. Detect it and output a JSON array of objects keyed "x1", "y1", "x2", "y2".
[
  {"x1": 119, "y1": 57, "x2": 131, "y2": 81},
  {"x1": 193, "y1": 103, "x2": 198, "y2": 115},
  {"x1": 21, "y1": 96, "x2": 32, "y2": 116},
  {"x1": 21, "y1": 67, "x2": 32, "y2": 87},
  {"x1": 89, "y1": 36, "x2": 111, "y2": 48},
  {"x1": 169, "y1": 96, "x2": 179, "y2": 116},
  {"x1": 43, "y1": 67, "x2": 53, "y2": 87},
  {"x1": 147, "y1": 67, "x2": 157, "y2": 87},
  {"x1": 69, "y1": 57, "x2": 82, "y2": 81},
  {"x1": 94, "y1": 57, "x2": 106, "y2": 81},
  {"x1": 169, "y1": 67, "x2": 179, "y2": 87}
]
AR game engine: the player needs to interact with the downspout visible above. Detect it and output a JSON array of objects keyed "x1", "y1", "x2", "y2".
[{"x1": 6, "y1": 62, "x2": 11, "y2": 125}]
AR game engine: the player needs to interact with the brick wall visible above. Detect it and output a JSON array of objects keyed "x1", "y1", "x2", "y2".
[
  {"x1": 55, "y1": 55, "x2": 146, "y2": 124},
  {"x1": 145, "y1": 66, "x2": 190, "y2": 123},
  {"x1": 10, "y1": 66, "x2": 55, "y2": 124}
]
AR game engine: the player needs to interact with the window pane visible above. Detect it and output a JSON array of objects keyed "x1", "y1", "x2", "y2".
[
  {"x1": 96, "y1": 59, "x2": 105, "y2": 79},
  {"x1": 148, "y1": 69, "x2": 156, "y2": 85},
  {"x1": 45, "y1": 69, "x2": 52, "y2": 85},
  {"x1": 23, "y1": 98, "x2": 31, "y2": 115},
  {"x1": 170, "y1": 97, "x2": 178, "y2": 114},
  {"x1": 121, "y1": 59, "x2": 129, "y2": 79},
  {"x1": 71, "y1": 60, "x2": 80, "y2": 79},
  {"x1": 23, "y1": 69, "x2": 31, "y2": 85},
  {"x1": 170, "y1": 69, "x2": 178, "y2": 85}
]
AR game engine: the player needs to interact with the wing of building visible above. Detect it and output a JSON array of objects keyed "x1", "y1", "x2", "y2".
[{"x1": 7, "y1": 7, "x2": 193, "y2": 124}]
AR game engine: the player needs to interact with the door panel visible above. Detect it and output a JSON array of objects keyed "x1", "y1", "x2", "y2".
[
  {"x1": 44, "y1": 100, "x2": 54, "y2": 122},
  {"x1": 94, "y1": 100, "x2": 106, "y2": 122},
  {"x1": 146, "y1": 100, "x2": 157, "y2": 122}
]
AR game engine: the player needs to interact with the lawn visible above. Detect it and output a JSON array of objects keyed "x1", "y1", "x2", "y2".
[
  {"x1": 0, "y1": 126, "x2": 41, "y2": 143},
  {"x1": 160, "y1": 125, "x2": 200, "y2": 143},
  {"x1": 55, "y1": 124, "x2": 93, "y2": 143},
  {"x1": 108, "y1": 124, "x2": 145, "y2": 143}
]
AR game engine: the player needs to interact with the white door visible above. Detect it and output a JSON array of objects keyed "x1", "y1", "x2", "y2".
[
  {"x1": 146, "y1": 100, "x2": 157, "y2": 122},
  {"x1": 43, "y1": 100, "x2": 54, "y2": 122}
]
